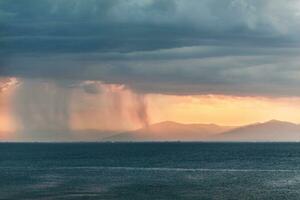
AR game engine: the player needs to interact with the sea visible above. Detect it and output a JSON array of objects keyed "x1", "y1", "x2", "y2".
[{"x1": 1, "y1": 142, "x2": 300, "y2": 200}]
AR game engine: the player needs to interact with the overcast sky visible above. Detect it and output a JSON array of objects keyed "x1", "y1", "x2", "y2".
[{"x1": 1, "y1": 0, "x2": 300, "y2": 97}]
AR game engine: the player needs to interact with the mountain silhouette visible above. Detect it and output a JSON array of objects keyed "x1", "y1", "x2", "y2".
[
  {"x1": 104, "y1": 121, "x2": 235, "y2": 141},
  {"x1": 215, "y1": 120, "x2": 300, "y2": 141}
]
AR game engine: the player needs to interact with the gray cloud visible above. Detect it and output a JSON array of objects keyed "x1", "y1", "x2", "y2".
[
  {"x1": 1, "y1": 0, "x2": 300, "y2": 97},
  {"x1": 1, "y1": 0, "x2": 300, "y2": 55}
]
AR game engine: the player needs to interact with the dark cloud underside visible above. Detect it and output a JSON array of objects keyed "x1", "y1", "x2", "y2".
[{"x1": 1, "y1": 0, "x2": 300, "y2": 96}]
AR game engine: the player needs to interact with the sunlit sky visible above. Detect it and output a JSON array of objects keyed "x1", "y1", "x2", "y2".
[{"x1": 1, "y1": 0, "x2": 300, "y2": 140}]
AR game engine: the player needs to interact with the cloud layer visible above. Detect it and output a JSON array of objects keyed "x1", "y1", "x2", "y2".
[{"x1": 1, "y1": 0, "x2": 300, "y2": 96}]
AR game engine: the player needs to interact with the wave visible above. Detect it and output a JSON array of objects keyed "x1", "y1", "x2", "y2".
[{"x1": 1, "y1": 166, "x2": 299, "y2": 172}]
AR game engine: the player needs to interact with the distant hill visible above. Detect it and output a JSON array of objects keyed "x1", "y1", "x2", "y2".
[
  {"x1": 71, "y1": 130, "x2": 121, "y2": 141},
  {"x1": 104, "y1": 121, "x2": 235, "y2": 141},
  {"x1": 5, "y1": 120, "x2": 300, "y2": 142},
  {"x1": 215, "y1": 120, "x2": 300, "y2": 141}
]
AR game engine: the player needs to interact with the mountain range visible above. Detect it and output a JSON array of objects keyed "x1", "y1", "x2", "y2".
[{"x1": 104, "y1": 120, "x2": 300, "y2": 142}]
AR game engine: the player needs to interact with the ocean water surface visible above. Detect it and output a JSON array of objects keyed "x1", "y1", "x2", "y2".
[{"x1": 1, "y1": 142, "x2": 300, "y2": 199}]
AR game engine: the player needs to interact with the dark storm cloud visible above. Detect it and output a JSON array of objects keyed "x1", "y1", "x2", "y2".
[
  {"x1": 1, "y1": 0, "x2": 300, "y2": 96},
  {"x1": 1, "y1": 0, "x2": 298, "y2": 54}
]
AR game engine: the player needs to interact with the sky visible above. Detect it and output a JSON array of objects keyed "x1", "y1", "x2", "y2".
[{"x1": 1, "y1": 0, "x2": 300, "y2": 140}]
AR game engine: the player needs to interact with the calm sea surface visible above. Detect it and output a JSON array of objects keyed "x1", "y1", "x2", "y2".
[{"x1": 1, "y1": 142, "x2": 300, "y2": 199}]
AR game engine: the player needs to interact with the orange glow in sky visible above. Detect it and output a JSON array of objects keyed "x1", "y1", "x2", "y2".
[
  {"x1": 0, "y1": 82, "x2": 16, "y2": 139},
  {"x1": 2, "y1": 78, "x2": 300, "y2": 138},
  {"x1": 147, "y1": 94, "x2": 300, "y2": 126}
]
